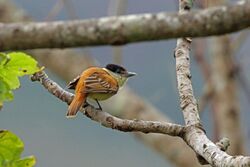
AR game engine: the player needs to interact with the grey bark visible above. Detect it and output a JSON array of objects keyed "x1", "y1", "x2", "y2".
[
  {"x1": 174, "y1": 1, "x2": 250, "y2": 167},
  {"x1": 0, "y1": 0, "x2": 249, "y2": 51}
]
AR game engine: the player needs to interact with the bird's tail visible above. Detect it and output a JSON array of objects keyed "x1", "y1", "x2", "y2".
[{"x1": 66, "y1": 93, "x2": 85, "y2": 118}]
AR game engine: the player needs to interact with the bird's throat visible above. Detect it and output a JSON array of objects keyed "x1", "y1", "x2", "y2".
[{"x1": 103, "y1": 68, "x2": 128, "y2": 87}]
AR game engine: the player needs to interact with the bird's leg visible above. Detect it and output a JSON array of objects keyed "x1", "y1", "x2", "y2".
[
  {"x1": 83, "y1": 100, "x2": 90, "y2": 108},
  {"x1": 95, "y1": 99, "x2": 102, "y2": 111}
]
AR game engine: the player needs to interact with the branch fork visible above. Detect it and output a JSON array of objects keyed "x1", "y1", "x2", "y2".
[{"x1": 30, "y1": 69, "x2": 240, "y2": 166}]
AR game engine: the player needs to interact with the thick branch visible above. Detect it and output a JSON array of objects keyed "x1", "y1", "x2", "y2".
[
  {"x1": 30, "y1": 70, "x2": 184, "y2": 136},
  {"x1": 0, "y1": 0, "x2": 250, "y2": 51},
  {"x1": 183, "y1": 127, "x2": 250, "y2": 167},
  {"x1": 173, "y1": 1, "x2": 250, "y2": 166}
]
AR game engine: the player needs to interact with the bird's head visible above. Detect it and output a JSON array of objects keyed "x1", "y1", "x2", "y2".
[{"x1": 105, "y1": 64, "x2": 136, "y2": 87}]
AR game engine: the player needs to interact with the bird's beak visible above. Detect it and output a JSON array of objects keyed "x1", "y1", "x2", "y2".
[{"x1": 126, "y1": 72, "x2": 137, "y2": 78}]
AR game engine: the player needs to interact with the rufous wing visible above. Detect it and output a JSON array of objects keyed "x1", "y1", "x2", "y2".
[{"x1": 84, "y1": 72, "x2": 118, "y2": 94}]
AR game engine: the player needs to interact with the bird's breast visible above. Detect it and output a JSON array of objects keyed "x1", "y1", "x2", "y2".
[{"x1": 88, "y1": 93, "x2": 115, "y2": 101}]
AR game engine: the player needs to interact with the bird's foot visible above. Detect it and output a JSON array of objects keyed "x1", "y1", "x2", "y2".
[
  {"x1": 83, "y1": 101, "x2": 102, "y2": 111},
  {"x1": 95, "y1": 99, "x2": 103, "y2": 111},
  {"x1": 83, "y1": 101, "x2": 90, "y2": 108}
]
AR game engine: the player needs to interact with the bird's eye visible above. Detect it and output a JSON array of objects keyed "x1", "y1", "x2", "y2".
[{"x1": 116, "y1": 69, "x2": 121, "y2": 74}]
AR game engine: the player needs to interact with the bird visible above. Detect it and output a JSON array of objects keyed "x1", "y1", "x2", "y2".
[{"x1": 66, "y1": 64, "x2": 136, "y2": 118}]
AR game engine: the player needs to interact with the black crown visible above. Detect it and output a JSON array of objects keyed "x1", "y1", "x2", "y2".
[{"x1": 106, "y1": 64, "x2": 127, "y2": 74}]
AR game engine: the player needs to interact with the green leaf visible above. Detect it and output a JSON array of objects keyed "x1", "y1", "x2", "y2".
[
  {"x1": 0, "y1": 78, "x2": 14, "y2": 103},
  {"x1": 0, "y1": 130, "x2": 23, "y2": 162},
  {"x1": 0, "y1": 70, "x2": 20, "y2": 90},
  {"x1": 14, "y1": 156, "x2": 36, "y2": 167},
  {"x1": 6, "y1": 52, "x2": 39, "y2": 76},
  {"x1": 0, "y1": 52, "x2": 39, "y2": 90},
  {"x1": 0, "y1": 53, "x2": 10, "y2": 67},
  {"x1": 0, "y1": 53, "x2": 6, "y2": 65},
  {"x1": 0, "y1": 130, "x2": 36, "y2": 167},
  {"x1": 0, "y1": 51, "x2": 39, "y2": 107}
]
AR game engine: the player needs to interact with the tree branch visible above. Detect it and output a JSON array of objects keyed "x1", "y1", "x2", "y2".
[
  {"x1": 173, "y1": 1, "x2": 250, "y2": 166},
  {"x1": 175, "y1": 0, "x2": 200, "y2": 126},
  {"x1": 30, "y1": 70, "x2": 184, "y2": 136},
  {"x1": 0, "y1": 0, "x2": 250, "y2": 51},
  {"x1": 0, "y1": 1, "x2": 202, "y2": 165}
]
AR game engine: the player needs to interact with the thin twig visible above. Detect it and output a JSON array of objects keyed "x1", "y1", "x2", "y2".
[
  {"x1": 45, "y1": 0, "x2": 64, "y2": 21},
  {"x1": 61, "y1": 0, "x2": 78, "y2": 19}
]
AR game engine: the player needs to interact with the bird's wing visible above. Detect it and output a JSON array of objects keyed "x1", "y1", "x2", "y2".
[
  {"x1": 67, "y1": 75, "x2": 80, "y2": 90},
  {"x1": 84, "y1": 72, "x2": 118, "y2": 94}
]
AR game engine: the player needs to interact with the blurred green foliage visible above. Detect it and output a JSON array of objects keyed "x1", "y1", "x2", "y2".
[{"x1": 0, "y1": 130, "x2": 36, "y2": 167}]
